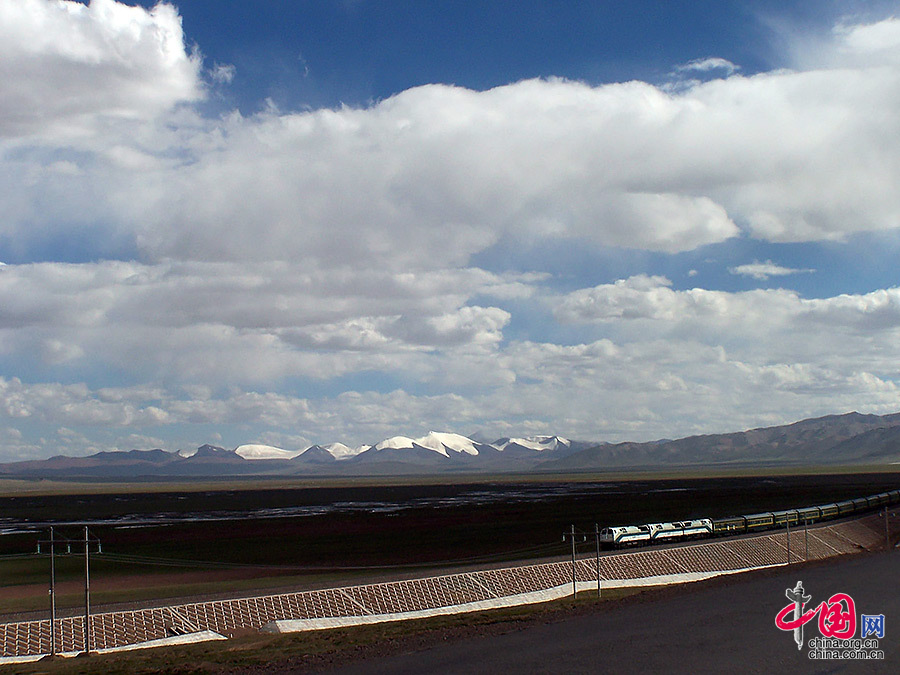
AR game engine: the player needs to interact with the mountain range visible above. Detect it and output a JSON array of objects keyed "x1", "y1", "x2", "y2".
[{"x1": 2, "y1": 412, "x2": 900, "y2": 479}]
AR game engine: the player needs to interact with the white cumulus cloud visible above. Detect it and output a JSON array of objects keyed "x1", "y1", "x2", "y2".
[{"x1": 0, "y1": 0, "x2": 202, "y2": 139}]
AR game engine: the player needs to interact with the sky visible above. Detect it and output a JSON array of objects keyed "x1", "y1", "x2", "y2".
[{"x1": 2, "y1": 0, "x2": 900, "y2": 460}]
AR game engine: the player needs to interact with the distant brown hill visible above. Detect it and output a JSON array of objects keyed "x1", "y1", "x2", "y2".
[{"x1": 539, "y1": 412, "x2": 900, "y2": 471}]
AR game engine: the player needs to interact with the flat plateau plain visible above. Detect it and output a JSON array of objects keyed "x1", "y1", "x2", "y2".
[
  {"x1": 0, "y1": 470, "x2": 899, "y2": 673},
  {"x1": 1, "y1": 470, "x2": 899, "y2": 618}
]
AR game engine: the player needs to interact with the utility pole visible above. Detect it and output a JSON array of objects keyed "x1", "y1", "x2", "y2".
[
  {"x1": 570, "y1": 524, "x2": 576, "y2": 598},
  {"x1": 562, "y1": 525, "x2": 586, "y2": 600},
  {"x1": 37, "y1": 528, "x2": 101, "y2": 657},
  {"x1": 50, "y1": 527, "x2": 56, "y2": 656},
  {"x1": 786, "y1": 517, "x2": 791, "y2": 564},
  {"x1": 84, "y1": 526, "x2": 91, "y2": 655},
  {"x1": 37, "y1": 528, "x2": 58, "y2": 657},
  {"x1": 594, "y1": 523, "x2": 601, "y2": 598},
  {"x1": 804, "y1": 516, "x2": 809, "y2": 561},
  {"x1": 886, "y1": 505, "x2": 891, "y2": 550}
]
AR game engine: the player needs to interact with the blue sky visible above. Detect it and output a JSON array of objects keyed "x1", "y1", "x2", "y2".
[
  {"x1": 179, "y1": 1, "x2": 774, "y2": 111},
  {"x1": 168, "y1": 1, "x2": 858, "y2": 121},
  {"x1": 2, "y1": 0, "x2": 900, "y2": 460}
]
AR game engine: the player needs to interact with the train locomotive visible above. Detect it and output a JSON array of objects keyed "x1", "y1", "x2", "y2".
[{"x1": 599, "y1": 488, "x2": 900, "y2": 548}]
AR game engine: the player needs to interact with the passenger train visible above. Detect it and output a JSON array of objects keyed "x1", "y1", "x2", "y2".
[{"x1": 599, "y1": 488, "x2": 900, "y2": 548}]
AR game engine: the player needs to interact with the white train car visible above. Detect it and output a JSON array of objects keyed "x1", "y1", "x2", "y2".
[
  {"x1": 599, "y1": 524, "x2": 651, "y2": 547},
  {"x1": 648, "y1": 519, "x2": 713, "y2": 541}
]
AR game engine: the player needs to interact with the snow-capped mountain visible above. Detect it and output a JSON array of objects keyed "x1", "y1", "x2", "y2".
[
  {"x1": 292, "y1": 442, "x2": 369, "y2": 462},
  {"x1": 235, "y1": 444, "x2": 304, "y2": 460},
  {"x1": 0, "y1": 432, "x2": 589, "y2": 477},
  {"x1": 322, "y1": 442, "x2": 368, "y2": 461},
  {"x1": 495, "y1": 436, "x2": 571, "y2": 452},
  {"x1": 7, "y1": 411, "x2": 898, "y2": 478},
  {"x1": 373, "y1": 432, "x2": 484, "y2": 457},
  {"x1": 348, "y1": 431, "x2": 503, "y2": 469}
]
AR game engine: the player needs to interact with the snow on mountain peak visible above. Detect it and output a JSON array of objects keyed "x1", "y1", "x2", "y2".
[
  {"x1": 373, "y1": 432, "x2": 481, "y2": 457},
  {"x1": 417, "y1": 432, "x2": 480, "y2": 456},
  {"x1": 183, "y1": 432, "x2": 566, "y2": 464},
  {"x1": 323, "y1": 442, "x2": 368, "y2": 461},
  {"x1": 375, "y1": 436, "x2": 417, "y2": 451},
  {"x1": 497, "y1": 435, "x2": 570, "y2": 452},
  {"x1": 235, "y1": 444, "x2": 303, "y2": 460}
]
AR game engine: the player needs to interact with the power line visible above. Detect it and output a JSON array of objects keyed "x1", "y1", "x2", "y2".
[{"x1": 90, "y1": 539, "x2": 565, "y2": 574}]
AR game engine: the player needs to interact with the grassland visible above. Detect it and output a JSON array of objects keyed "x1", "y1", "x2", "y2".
[
  {"x1": 2, "y1": 469, "x2": 899, "y2": 618},
  {"x1": 3, "y1": 462, "x2": 900, "y2": 496}
]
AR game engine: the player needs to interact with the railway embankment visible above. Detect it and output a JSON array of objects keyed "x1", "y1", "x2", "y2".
[{"x1": 1, "y1": 508, "x2": 894, "y2": 663}]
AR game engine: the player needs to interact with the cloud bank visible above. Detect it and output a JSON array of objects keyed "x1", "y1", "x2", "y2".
[
  {"x1": 5, "y1": 12, "x2": 900, "y2": 267},
  {"x1": 1, "y1": 2, "x2": 900, "y2": 459}
]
